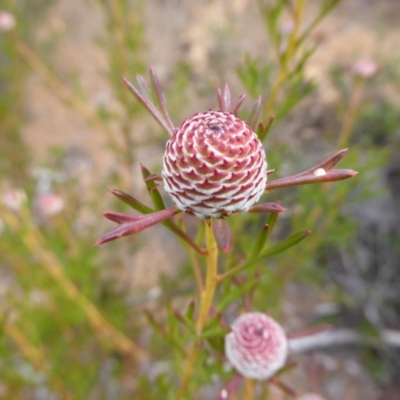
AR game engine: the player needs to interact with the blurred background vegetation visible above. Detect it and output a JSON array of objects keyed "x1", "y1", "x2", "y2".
[{"x1": 0, "y1": 0, "x2": 400, "y2": 399}]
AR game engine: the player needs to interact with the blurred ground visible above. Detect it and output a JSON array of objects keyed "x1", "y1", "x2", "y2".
[
  {"x1": 22, "y1": 0, "x2": 400, "y2": 166},
  {"x1": 18, "y1": 0, "x2": 400, "y2": 399}
]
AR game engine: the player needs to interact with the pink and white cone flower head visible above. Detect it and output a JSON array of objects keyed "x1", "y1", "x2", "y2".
[
  {"x1": 225, "y1": 312, "x2": 288, "y2": 380},
  {"x1": 95, "y1": 69, "x2": 357, "y2": 246},
  {"x1": 162, "y1": 111, "x2": 267, "y2": 219}
]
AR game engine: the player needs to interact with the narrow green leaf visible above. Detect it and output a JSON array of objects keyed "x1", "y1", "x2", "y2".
[
  {"x1": 217, "y1": 278, "x2": 258, "y2": 311},
  {"x1": 143, "y1": 309, "x2": 166, "y2": 337},
  {"x1": 201, "y1": 327, "x2": 229, "y2": 340},
  {"x1": 218, "y1": 230, "x2": 311, "y2": 281},
  {"x1": 258, "y1": 230, "x2": 311, "y2": 259},
  {"x1": 140, "y1": 164, "x2": 166, "y2": 210},
  {"x1": 297, "y1": 0, "x2": 341, "y2": 47},
  {"x1": 256, "y1": 115, "x2": 275, "y2": 142},
  {"x1": 249, "y1": 211, "x2": 279, "y2": 259},
  {"x1": 184, "y1": 300, "x2": 196, "y2": 322},
  {"x1": 250, "y1": 224, "x2": 269, "y2": 259},
  {"x1": 146, "y1": 300, "x2": 186, "y2": 355},
  {"x1": 173, "y1": 311, "x2": 196, "y2": 334},
  {"x1": 169, "y1": 334, "x2": 187, "y2": 356},
  {"x1": 288, "y1": 45, "x2": 317, "y2": 80},
  {"x1": 165, "y1": 299, "x2": 177, "y2": 336}
]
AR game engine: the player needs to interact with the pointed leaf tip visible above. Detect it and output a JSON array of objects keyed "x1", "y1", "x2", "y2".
[
  {"x1": 140, "y1": 163, "x2": 149, "y2": 174},
  {"x1": 95, "y1": 208, "x2": 181, "y2": 246},
  {"x1": 258, "y1": 230, "x2": 311, "y2": 259},
  {"x1": 248, "y1": 202, "x2": 286, "y2": 213},
  {"x1": 102, "y1": 211, "x2": 144, "y2": 224}
]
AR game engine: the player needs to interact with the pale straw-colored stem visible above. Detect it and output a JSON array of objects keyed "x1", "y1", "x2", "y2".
[
  {"x1": 244, "y1": 377, "x2": 255, "y2": 400},
  {"x1": 196, "y1": 220, "x2": 219, "y2": 333},
  {"x1": 179, "y1": 220, "x2": 219, "y2": 398}
]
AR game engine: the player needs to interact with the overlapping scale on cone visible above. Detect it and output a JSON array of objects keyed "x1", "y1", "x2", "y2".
[{"x1": 162, "y1": 111, "x2": 267, "y2": 219}]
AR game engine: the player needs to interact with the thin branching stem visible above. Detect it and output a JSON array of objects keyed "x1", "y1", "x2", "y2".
[
  {"x1": 297, "y1": 0, "x2": 342, "y2": 47},
  {"x1": 263, "y1": 0, "x2": 307, "y2": 119},
  {"x1": 196, "y1": 220, "x2": 219, "y2": 332}
]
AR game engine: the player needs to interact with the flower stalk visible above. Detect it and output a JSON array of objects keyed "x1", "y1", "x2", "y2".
[
  {"x1": 263, "y1": 0, "x2": 307, "y2": 119},
  {"x1": 196, "y1": 220, "x2": 219, "y2": 333},
  {"x1": 244, "y1": 378, "x2": 255, "y2": 400},
  {"x1": 179, "y1": 220, "x2": 219, "y2": 398}
]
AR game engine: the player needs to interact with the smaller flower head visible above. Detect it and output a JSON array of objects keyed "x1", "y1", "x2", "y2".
[
  {"x1": 225, "y1": 312, "x2": 288, "y2": 380},
  {"x1": 0, "y1": 11, "x2": 16, "y2": 32},
  {"x1": 352, "y1": 59, "x2": 378, "y2": 79}
]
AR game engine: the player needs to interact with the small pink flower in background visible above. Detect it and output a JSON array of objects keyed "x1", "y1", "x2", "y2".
[
  {"x1": 278, "y1": 20, "x2": 294, "y2": 54},
  {"x1": 0, "y1": 11, "x2": 16, "y2": 32},
  {"x1": 297, "y1": 393, "x2": 328, "y2": 400},
  {"x1": 352, "y1": 59, "x2": 378, "y2": 79},
  {"x1": 225, "y1": 312, "x2": 288, "y2": 380},
  {"x1": 162, "y1": 111, "x2": 267, "y2": 219},
  {"x1": 280, "y1": 20, "x2": 295, "y2": 36},
  {"x1": 34, "y1": 193, "x2": 64, "y2": 218},
  {"x1": 1, "y1": 188, "x2": 27, "y2": 211}
]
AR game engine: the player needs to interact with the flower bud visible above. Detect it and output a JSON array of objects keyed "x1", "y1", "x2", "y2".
[
  {"x1": 225, "y1": 312, "x2": 288, "y2": 380},
  {"x1": 0, "y1": 11, "x2": 16, "y2": 31},
  {"x1": 1, "y1": 188, "x2": 27, "y2": 211},
  {"x1": 352, "y1": 59, "x2": 378, "y2": 79},
  {"x1": 162, "y1": 111, "x2": 267, "y2": 219},
  {"x1": 34, "y1": 193, "x2": 64, "y2": 218}
]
